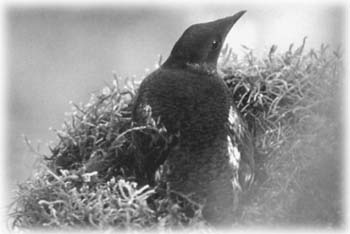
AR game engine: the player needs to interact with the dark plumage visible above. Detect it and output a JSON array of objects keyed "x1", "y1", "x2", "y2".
[{"x1": 132, "y1": 11, "x2": 254, "y2": 225}]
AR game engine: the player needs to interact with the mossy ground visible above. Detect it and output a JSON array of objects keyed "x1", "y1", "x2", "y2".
[{"x1": 9, "y1": 40, "x2": 344, "y2": 230}]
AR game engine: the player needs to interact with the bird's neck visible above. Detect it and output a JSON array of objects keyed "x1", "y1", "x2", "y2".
[
  {"x1": 185, "y1": 62, "x2": 218, "y2": 75},
  {"x1": 162, "y1": 58, "x2": 218, "y2": 76}
]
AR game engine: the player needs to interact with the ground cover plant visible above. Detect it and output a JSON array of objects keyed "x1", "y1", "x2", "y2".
[{"x1": 9, "y1": 39, "x2": 343, "y2": 230}]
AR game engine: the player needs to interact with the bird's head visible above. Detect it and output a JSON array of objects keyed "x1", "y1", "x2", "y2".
[{"x1": 163, "y1": 11, "x2": 246, "y2": 71}]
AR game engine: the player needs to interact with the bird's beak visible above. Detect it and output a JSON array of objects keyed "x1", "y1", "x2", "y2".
[
  {"x1": 212, "y1": 10, "x2": 246, "y2": 37},
  {"x1": 229, "y1": 10, "x2": 247, "y2": 26}
]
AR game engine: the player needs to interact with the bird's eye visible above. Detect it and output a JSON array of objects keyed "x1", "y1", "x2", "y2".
[{"x1": 211, "y1": 39, "x2": 220, "y2": 50}]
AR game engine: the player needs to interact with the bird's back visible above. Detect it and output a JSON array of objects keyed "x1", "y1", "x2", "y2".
[
  {"x1": 133, "y1": 67, "x2": 231, "y2": 150},
  {"x1": 132, "y1": 67, "x2": 241, "y2": 224}
]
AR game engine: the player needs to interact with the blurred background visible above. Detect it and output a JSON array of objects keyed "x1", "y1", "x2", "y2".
[{"x1": 6, "y1": 3, "x2": 345, "y2": 201}]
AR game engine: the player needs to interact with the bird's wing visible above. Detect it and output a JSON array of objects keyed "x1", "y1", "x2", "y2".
[{"x1": 226, "y1": 104, "x2": 255, "y2": 191}]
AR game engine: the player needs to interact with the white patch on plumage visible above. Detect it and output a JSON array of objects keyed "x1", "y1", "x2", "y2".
[
  {"x1": 227, "y1": 135, "x2": 242, "y2": 193},
  {"x1": 228, "y1": 106, "x2": 239, "y2": 125},
  {"x1": 227, "y1": 135, "x2": 240, "y2": 168},
  {"x1": 228, "y1": 106, "x2": 243, "y2": 137},
  {"x1": 232, "y1": 176, "x2": 242, "y2": 193}
]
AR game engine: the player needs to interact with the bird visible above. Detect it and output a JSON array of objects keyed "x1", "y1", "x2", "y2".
[{"x1": 132, "y1": 11, "x2": 254, "y2": 225}]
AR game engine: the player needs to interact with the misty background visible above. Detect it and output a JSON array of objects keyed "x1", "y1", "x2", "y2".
[{"x1": 6, "y1": 4, "x2": 345, "y2": 200}]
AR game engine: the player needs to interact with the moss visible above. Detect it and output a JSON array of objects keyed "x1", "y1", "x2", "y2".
[{"x1": 10, "y1": 40, "x2": 343, "y2": 229}]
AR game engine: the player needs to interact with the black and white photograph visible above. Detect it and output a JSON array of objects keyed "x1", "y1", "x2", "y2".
[{"x1": 2, "y1": 0, "x2": 348, "y2": 232}]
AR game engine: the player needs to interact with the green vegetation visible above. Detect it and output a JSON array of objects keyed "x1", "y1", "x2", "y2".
[{"x1": 10, "y1": 40, "x2": 343, "y2": 230}]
